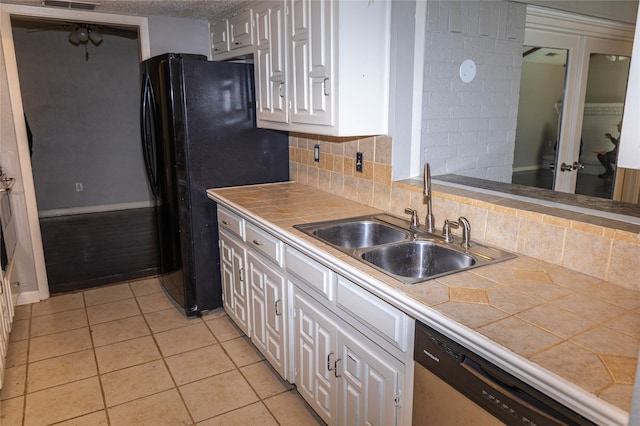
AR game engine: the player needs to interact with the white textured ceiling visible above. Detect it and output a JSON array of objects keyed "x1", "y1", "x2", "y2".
[{"x1": 2, "y1": 0, "x2": 249, "y2": 21}]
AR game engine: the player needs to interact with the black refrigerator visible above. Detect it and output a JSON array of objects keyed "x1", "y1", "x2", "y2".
[{"x1": 140, "y1": 53, "x2": 289, "y2": 316}]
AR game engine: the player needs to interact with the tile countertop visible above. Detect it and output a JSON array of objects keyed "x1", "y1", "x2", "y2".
[{"x1": 206, "y1": 181, "x2": 639, "y2": 426}]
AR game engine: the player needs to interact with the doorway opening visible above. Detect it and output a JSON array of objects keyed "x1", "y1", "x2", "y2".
[{"x1": 10, "y1": 17, "x2": 159, "y2": 293}]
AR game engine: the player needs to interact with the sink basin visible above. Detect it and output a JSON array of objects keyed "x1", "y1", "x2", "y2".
[
  {"x1": 360, "y1": 241, "x2": 476, "y2": 282},
  {"x1": 294, "y1": 214, "x2": 515, "y2": 284},
  {"x1": 311, "y1": 220, "x2": 410, "y2": 249}
]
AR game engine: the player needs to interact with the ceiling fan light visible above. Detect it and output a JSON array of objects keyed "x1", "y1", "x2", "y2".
[
  {"x1": 68, "y1": 29, "x2": 80, "y2": 45},
  {"x1": 76, "y1": 26, "x2": 89, "y2": 42},
  {"x1": 88, "y1": 28, "x2": 102, "y2": 45}
]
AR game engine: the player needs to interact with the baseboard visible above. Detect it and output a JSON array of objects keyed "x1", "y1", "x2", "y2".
[
  {"x1": 38, "y1": 201, "x2": 154, "y2": 218},
  {"x1": 16, "y1": 290, "x2": 41, "y2": 305}
]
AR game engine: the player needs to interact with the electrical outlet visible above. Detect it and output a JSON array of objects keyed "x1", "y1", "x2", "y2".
[
  {"x1": 75, "y1": 182, "x2": 83, "y2": 192},
  {"x1": 314, "y1": 144, "x2": 320, "y2": 162},
  {"x1": 356, "y1": 152, "x2": 363, "y2": 173}
]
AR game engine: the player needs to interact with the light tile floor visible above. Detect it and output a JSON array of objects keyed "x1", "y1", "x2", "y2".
[{"x1": 0, "y1": 278, "x2": 325, "y2": 426}]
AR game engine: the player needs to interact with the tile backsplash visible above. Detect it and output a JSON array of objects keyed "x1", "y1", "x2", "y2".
[{"x1": 289, "y1": 134, "x2": 640, "y2": 291}]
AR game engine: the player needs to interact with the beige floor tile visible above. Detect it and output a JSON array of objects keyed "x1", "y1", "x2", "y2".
[
  {"x1": 129, "y1": 277, "x2": 163, "y2": 297},
  {"x1": 95, "y1": 335, "x2": 161, "y2": 374},
  {"x1": 13, "y1": 304, "x2": 31, "y2": 320},
  {"x1": 86, "y1": 298, "x2": 141, "y2": 325},
  {"x1": 145, "y1": 306, "x2": 200, "y2": 333},
  {"x1": 0, "y1": 396, "x2": 24, "y2": 425},
  {"x1": 263, "y1": 390, "x2": 324, "y2": 426},
  {"x1": 101, "y1": 360, "x2": 174, "y2": 407},
  {"x1": 31, "y1": 293, "x2": 84, "y2": 317},
  {"x1": 23, "y1": 377, "x2": 104, "y2": 426},
  {"x1": 83, "y1": 283, "x2": 134, "y2": 306},
  {"x1": 240, "y1": 360, "x2": 293, "y2": 399},
  {"x1": 0, "y1": 364, "x2": 26, "y2": 400},
  {"x1": 9, "y1": 318, "x2": 30, "y2": 342},
  {"x1": 165, "y1": 344, "x2": 235, "y2": 386},
  {"x1": 5, "y1": 339, "x2": 28, "y2": 367},
  {"x1": 205, "y1": 315, "x2": 243, "y2": 342},
  {"x1": 197, "y1": 402, "x2": 277, "y2": 426},
  {"x1": 136, "y1": 291, "x2": 177, "y2": 313},
  {"x1": 154, "y1": 322, "x2": 216, "y2": 357},
  {"x1": 29, "y1": 328, "x2": 92, "y2": 363},
  {"x1": 90, "y1": 315, "x2": 150, "y2": 347},
  {"x1": 27, "y1": 349, "x2": 97, "y2": 393},
  {"x1": 180, "y1": 370, "x2": 259, "y2": 422},
  {"x1": 221, "y1": 337, "x2": 264, "y2": 368},
  {"x1": 55, "y1": 410, "x2": 108, "y2": 425},
  {"x1": 30, "y1": 308, "x2": 88, "y2": 337},
  {"x1": 108, "y1": 389, "x2": 192, "y2": 426}
]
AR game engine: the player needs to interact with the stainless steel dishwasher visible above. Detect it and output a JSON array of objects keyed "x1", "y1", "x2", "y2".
[{"x1": 413, "y1": 320, "x2": 596, "y2": 425}]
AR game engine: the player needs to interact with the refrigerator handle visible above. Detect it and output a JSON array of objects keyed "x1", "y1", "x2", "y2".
[{"x1": 141, "y1": 73, "x2": 159, "y2": 197}]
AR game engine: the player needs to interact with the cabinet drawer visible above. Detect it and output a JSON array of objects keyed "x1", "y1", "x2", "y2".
[
  {"x1": 217, "y1": 206, "x2": 244, "y2": 239},
  {"x1": 336, "y1": 276, "x2": 409, "y2": 352},
  {"x1": 246, "y1": 222, "x2": 283, "y2": 266},
  {"x1": 286, "y1": 247, "x2": 334, "y2": 301}
]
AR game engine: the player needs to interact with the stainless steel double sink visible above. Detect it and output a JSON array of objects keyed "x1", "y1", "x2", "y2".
[{"x1": 294, "y1": 214, "x2": 515, "y2": 284}]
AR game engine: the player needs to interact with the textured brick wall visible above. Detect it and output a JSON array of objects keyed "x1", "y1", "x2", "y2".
[{"x1": 421, "y1": 0, "x2": 526, "y2": 182}]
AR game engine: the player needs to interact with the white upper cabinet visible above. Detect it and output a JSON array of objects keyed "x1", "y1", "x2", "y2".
[
  {"x1": 253, "y1": 0, "x2": 391, "y2": 136},
  {"x1": 211, "y1": 6, "x2": 255, "y2": 60},
  {"x1": 254, "y1": 1, "x2": 289, "y2": 124}
]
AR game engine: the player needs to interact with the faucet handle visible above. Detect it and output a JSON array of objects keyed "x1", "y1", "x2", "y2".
[
  {"x1": 442, "y1": 219, "x2": 459, "y2": 243},
  {"x1": 404, "y1": 208, "x2": 419, "y2": 228}
]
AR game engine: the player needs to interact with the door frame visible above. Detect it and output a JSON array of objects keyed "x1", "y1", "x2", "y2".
[
  {"x1": 0, "y1": 3, "x2": 151, "y2": 302},
  {"x1": 524, "y1": 5, "x2": 635, "y2": 194}
]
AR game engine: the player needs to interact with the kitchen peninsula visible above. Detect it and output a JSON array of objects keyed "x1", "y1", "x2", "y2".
[{"x1": 208, "y1": 180, "x2": 639, "y2": 426}]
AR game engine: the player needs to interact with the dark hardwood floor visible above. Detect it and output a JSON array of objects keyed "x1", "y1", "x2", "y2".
[
  {"x1": 511, "y1": 169, "x2": 614, "y2": 199},
  {"x1": 40, "y1": 208, "x2": 160, "y2": 294}
]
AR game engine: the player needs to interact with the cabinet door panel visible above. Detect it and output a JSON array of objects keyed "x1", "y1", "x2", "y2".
[
  {"x1": 219, "y1": 231, "x2": 249, "y2": 335},
  {"x1": 292, "y1": 285, "x2": 337, "y2": 424},
  {"x1": 248, "y1": 252, "x2": 287, "y2": 377},
  {"x1": 338, "y1": 329, "x2": 403, "y2": 426},
  {"x1": 290, "y1": 0, "x2": 332, "y2": 126},
  {"x1": 255, "y1": 2, "x2": 288, "y2": 123}
]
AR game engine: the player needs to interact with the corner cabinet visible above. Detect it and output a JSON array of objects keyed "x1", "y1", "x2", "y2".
[
  {"x1": 216, "y1": 205, "x2": 413, "y2": 425},
  {"x1": 252, "y1": 0, "x2": 391, "y2": 136}
]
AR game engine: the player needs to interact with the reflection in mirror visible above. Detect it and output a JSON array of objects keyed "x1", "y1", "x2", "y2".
[
  {"x1": 579, "y1": 53, "x2": 630, "y2": 199},
  {"x1": 512, "y1": 46, "x2": 568, "y2": 191}
]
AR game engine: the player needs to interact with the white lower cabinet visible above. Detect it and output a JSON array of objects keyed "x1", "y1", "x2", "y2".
[
  {"x1": 219, "y1": 229, "x2": 250, "y2": 335},
  {"x1": 291, "y1": 284, "x2": 405, "y2": 426},
  {"x1": 216, "y1": 205, "x2": 411, "y2": 425},
  {"x1": 247, "y1": 250, "x2": 287, "y2": 379}
]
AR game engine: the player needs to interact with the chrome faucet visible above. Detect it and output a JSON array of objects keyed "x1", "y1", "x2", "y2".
[{"x1": 424, "y1": 163, "x2": 435, "y2": 233}]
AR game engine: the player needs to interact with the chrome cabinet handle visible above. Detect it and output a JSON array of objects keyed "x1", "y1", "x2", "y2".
[
  {"x1": 573, "y1": 161, "x2": 584, "y2": 170},
  {"x1": 334, "y1": 358, "x2": 342, "y2": 377},
  {"x1": 279, "y1": 82, "x2": 284, "y2": 98},
  {"x1": 252, "y1": 239, "x2": 264, "y2": 246},
  {"x1": 238, "y1": 268, "x2": 244, "y2": 282},
  {"x1": 222, "y1": 220, "x2": 231, "y2": 225},
  {"x1": 327, "y1": 352, "x2": 335, "y2": 371},
  {"x1": 275, "y1": 299, "x2": 282, "y2": 316},
  {"x1": 323, "y1": 78, "x2": 330, "y2": 96}
]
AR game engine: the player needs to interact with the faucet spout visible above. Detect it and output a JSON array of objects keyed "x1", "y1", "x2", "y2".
[{"x1": 424, "y1": 163, "x2": 435, "y2": 233}]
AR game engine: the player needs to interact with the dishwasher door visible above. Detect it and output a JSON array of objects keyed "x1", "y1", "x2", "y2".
[
  {"x1": 413, "y1": 361, "x2": 504, "y2": 425},
  {"x1": 413, "y1": 320, "x2": 596, "y2": 426}
]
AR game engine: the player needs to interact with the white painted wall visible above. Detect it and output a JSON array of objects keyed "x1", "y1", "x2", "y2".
[
  {"x1": 148, "y1": 15, "x2": 211, "y2": 58},
  {"x1": 12, "y1": 24, "x2": 152, "y2": 214},
  {"x1": 420, "y1": 0, "x2": 526, "y2": 182}
]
